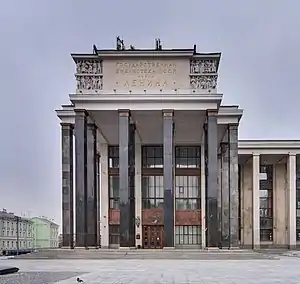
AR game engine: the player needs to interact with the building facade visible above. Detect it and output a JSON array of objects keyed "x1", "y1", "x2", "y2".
[
  {"x1": 0, "y1": 209, "x2": 34, "y2": 251},
  {"x1": 56, "y1": 40, "x2": 300, "y2": 249},
  {"x1": 31, "y1": 217, "x2": 59, "y2": 249}
]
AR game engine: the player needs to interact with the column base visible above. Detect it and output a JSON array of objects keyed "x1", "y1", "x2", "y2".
[{"x1": 163, "y1": 247, "x2": 175, "y2": 250}]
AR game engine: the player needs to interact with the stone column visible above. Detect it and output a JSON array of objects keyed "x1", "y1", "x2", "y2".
[
  {"x1": 96, "y1": 153, "x2": 101, "y2": 247},
  {"x1": 135, "y1": 135, "x2": 142, "y2": 247},
  {"x1": 200, "y1": 135, "x2": 206, "y2": 248},
  {"x1": 205, "y1": 110, "x2": 219, "y2": 247},
  {"x1": 228, "y1": 124, "x2": 239, "y2": 248},
  {"x1": 100, "y1": 143, "x2": 109, "y2": 248},
  {"x1": 118, "y1": 109, "x2": 131, "y2": 247},
  {"x1": 128, "y1": 123, "x2": 136, "y2": 247},
  {"x1": 252, "y1": 153, "x2": 260, "y2": 249},
  {"x1": 74, "y1": 110, "x2": 88, "y2": 247},
  {"x1": 163, "y1": 110, "x2": 174, "y2": 247},
  {"x1": 86, "y1": 123, "x2": 98, "y2": 247},
  {"x1": 220, "y1": 143, "x2": 230, "y2": 248},
  {"x1": 61, "y1": 123, "x2": 74, "y2": 248},
  {"x1": 287, "y1": 153, "x2": 296, "y2": 249}
]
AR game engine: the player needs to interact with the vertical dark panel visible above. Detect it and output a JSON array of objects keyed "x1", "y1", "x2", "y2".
[
  {"x1": 75, "y1": 110, "x2": 87, "y2": 247},
  {"x1": 163, "y1": 110, "x2": 174, "y2": 247},
  {"x1": 205, "y1": 110, "x2": 219, "y2": 247},
  {"x1": 129, "y1": 123, "x2": 136, "y2": 247},
  {"x1": 86, "y1": 123, "x2": 97, "y2": 247},
  {"x1": 96, "y1": 153, "x2": 101, "y2": 247},
  {"x1": 119, "y1": 110, "x2": 130, "y2": 247},
  {"x1": 221, "y1": 142, "x2": 230, "y2": 248},
  {"x1": 228, "y1": 124, "x2": 239, "y2": 247},
  {"x1": 61, "y1": 123, "x2": 74, "y2": 248}
]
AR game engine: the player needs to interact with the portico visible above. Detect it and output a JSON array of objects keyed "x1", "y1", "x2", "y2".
[{"x1": 56, "y1": 39, "x2": 300, "y2": 250}]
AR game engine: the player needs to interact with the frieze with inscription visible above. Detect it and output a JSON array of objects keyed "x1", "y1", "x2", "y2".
[
  {"x1": 190, "y1": 75, "x2": 218, "y2": 90},
  {"x1": 76, "y1": 75, "x2": 103, "y2": 90},
  {"x1": 76, "y1": 59, "x2": 103, "y2": 74},
  {"x1": 114, "y1": 60, "x2": 177, "y2": 89},
  {"x1": 190, "y1": 59, "x2": 217, "y2": 74}
]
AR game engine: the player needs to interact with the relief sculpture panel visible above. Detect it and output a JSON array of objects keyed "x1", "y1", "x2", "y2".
[
  {"x1": 103, "y1": 58, "x2": 190, "y2": 91},
  {"x1": 75, "y1": 59, "x2": 103, "y2": 93},
  {"x1": 189, "y1": 59, "x2": 218, "y2": 90}
]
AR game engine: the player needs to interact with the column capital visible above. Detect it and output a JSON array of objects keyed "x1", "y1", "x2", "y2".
[
  {"x1": 228, "y1": 123, "x2": 239, "y2": 130},
  {"x1": 74, "y1": 109, "x2": 88, "y2": 116},
  {"x1": 162, "y1": 109, "x2": 174, "y2": 117},
  {"x1": 60, "y1": 122, "x2": 74, "y2": 128},
  {"x1": 252, "y1": 152, "x2": 260, "y2": 157},
  {"x1": 288, "y1": 152, "x2": 297, "y2": 157},
  {"x1": 206, "y1": 109, "x2": 218, "y2": 117},
  {"x1": 118, "y1": 109, "x2": 130, "y2": 117}
]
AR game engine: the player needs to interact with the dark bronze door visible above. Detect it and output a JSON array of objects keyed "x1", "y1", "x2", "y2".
[{"x1": 142, "y1": 226, "x2": 164, "y2": 249}]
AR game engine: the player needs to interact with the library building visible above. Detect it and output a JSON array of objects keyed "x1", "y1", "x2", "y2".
[{"x1": 56, "y1": 38, "x2": 300, "y2": 249}]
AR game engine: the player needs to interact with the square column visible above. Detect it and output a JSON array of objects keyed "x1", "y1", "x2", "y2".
[
  {"x1": 205, "y1": 110, "x2": 219, "y2": 247},
  {"x1": 228, "y1": 124, "x2": 239, "y2": 248},
  {"x1": 86, "y1": 123, "x2": 98, "y2": 247},
  {"x1": 287, "y1": 153, "x2": 296, "y2": 249},
  {"x1": 74, "y1": 110, "x2": 88, "y2": 247},
  {"x1": 134, "y1": 135, "x2": 142, "y2": 247},
  {"x1": 200, "y1": 136, "x2": 206, "y2": 248},
  {"x1": 220, "y1": 143, "x2": 230, "y2": 248},
  {"x1": 61, "y1": 123, "x2": 74, "y2": 248},
  {"x1": 100, "y1": 143, "x2": 109, "y2": 248},
  {"x1": 252, "y1": 153, "x2": 260, "y2": 249},
  {"x1": 163, "y1": 110, "x2": 174, "y2": 247},
  {"x1": 128, "y1": 123, "x2": 136, "y2": 247},
  {"x1": 118, "y1": 110, "x2": 135, "y2": 247}
]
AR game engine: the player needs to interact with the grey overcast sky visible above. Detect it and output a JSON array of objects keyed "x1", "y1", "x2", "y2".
[{"x1": 0, "y1": 0, "x2": 299, "y2": 225}]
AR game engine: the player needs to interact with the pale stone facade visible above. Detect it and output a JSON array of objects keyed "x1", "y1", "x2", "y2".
[{"x1": 56, "y1": 40, "x2": 300, "y2": 249}]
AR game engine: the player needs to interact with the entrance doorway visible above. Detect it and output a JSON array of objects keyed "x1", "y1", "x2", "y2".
[{"x1": 142, "y1": 225, "x2": 164, "y2": 249}]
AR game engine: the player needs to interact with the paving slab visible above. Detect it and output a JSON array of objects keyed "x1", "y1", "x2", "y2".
[{"x1": 0, "y1": 257, "x2": 300, "y2": 283}]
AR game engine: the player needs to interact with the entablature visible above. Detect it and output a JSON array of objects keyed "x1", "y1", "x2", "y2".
[{"x1": 238, "y1": 140, "x2": 300, "y2": 155}]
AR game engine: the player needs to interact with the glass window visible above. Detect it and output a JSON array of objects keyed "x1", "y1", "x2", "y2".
[
  {"x1": 142, "y1": 176, "x2": 164, "y2": 209},
  {"x1": 175, "y1": 147, "x2": 200, "y2": 168},
  {"x1": 296, "y1": 156, "x2": 300, "y2": 240},
  {"x1": 142, "y1": 146, "x2": 163, "y2": 168},
  {"x1": 259, "y1": 164, "x2": 273, "y2": 241},
  {"x1": 108, "y1": 146, "x2": 119, "y2": 168},
  {"x1": 109, "y1": 176, "x2": 119, "y2": 209},
  {"x1": 175, "y1": 176, "x2": 200, "y2": 210},
  {"x1": 175, "y1": 225, "x2": 201, "y2": 245}
]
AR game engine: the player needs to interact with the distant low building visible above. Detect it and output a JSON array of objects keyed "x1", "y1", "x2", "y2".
[
  {"x1": 0, "y1": 209, "x2": 34, "y2": 251},
  {"x1": 31, "y1": 217, "x2": 59, "y2": 249}
]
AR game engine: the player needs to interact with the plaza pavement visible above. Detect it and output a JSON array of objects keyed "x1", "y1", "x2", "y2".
[{"x1": 1, "y1": 251, "x2": 300, "y2": 283}]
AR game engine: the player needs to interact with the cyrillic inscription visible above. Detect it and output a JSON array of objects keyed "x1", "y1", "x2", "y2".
[{"x1": 115, "y1": 60, "x2": 177, "y2": 89}]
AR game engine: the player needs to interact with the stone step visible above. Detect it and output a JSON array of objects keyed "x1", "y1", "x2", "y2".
[{"x1": 13, "y1": 248, "x2": 275, "y2": 260}]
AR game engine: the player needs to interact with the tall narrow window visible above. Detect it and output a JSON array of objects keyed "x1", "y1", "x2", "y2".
[
  {"x1": 142, "y1": 176, "x2": 164, "y2": 209},
  {"x1": 108, "y1": 146, "x2": 119, "y2": 246},
  {"x1": 259, "y1": 164, "x2": 273, "y2": 241},
  {"x1": 175, "y1": 176, "x2": 200, "y2": 210},
  {"x1": 174, "y1": 146, "x2": 201, "y2": 246}
]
